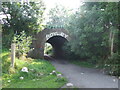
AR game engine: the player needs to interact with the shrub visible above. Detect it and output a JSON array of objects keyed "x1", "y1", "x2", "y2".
[
  {"x1": 104, "y1": 53, "x2": 120, "y2": 76},
  {"x1": 12, "y1": 31, "x2": 32, "y2": 58},
  {"x1": 2, "y1": 33, "x2": 14, "y2": 48},
  {"x1": 8, "y1": 67, "x2": 16, "y2": 74}
]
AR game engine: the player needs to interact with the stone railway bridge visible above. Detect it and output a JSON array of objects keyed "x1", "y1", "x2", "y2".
[{"x1": 28, "y1": 28, "x2": 71, "y2": 59}]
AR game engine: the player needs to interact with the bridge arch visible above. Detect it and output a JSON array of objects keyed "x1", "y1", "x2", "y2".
[{"x1": 28, "y1": 28, "x2": 70, "y2": 59}]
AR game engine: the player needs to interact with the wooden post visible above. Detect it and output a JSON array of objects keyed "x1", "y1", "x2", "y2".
[{"x1": 11, "y1": 43, "x2": 16, "y2": 68}]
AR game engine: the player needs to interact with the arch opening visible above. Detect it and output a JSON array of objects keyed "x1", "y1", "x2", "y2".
[
  {"x1": 44, "y1": 43, "x2": 53, "y2": 56},
  {"x1": 44, "y1": 36, "x2": 68, "y2": 59}
]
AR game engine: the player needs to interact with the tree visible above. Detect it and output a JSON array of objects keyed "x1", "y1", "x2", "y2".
[
  {"x1": 1, "y1": 1, "x2": 45, "y2": 47},
  {"x1": 46, "y1": 4, "x2": 72, "y2": 28},
  {"x1": 65, "y1": 2, "x2": 119, "y2": 75}
]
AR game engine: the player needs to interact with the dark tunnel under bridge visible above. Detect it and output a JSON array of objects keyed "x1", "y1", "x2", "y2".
[{"x1": 46, "y1": 36, "x2": 68, "y2": 59}]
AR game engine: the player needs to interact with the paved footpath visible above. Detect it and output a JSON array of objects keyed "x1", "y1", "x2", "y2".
[{"x1": 50, "y1": 59, "x2": 119, "y2": 88}]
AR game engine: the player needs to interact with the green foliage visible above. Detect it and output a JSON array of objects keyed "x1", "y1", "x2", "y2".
[
  {"x1": 66, "y1": 5, "x2": 105, "y2": 59},
  {"x1": 1, "y1": 49, "x2": 11, "y2": 73},
  {"x1": 64, "y1": 2, "x2": 119, "y2": 76},
  {"x1": 2, "y1": 32, "x2": 14, "y2": 48},
  {"x1": 2, "y1": 2, "x2": 45, "y2": 34},
  {"x1": 46, "y1": 4, "x2": 72, "y2": 28},
  {"x1": 2, "y1": 49, "x2": 67, "y2": 88},
  {"x1": 71, "y1": 60, "x2": 95, "y2": 68},
  {"x1": 13, "y1": 31, "x2": 32, "y2": 58},
  {"x1": 8, "y1": 67, "x2": 16, "y2": 74},
  {"x1": 63, "y1": 43, "x2": 80, "y2": 60},
  {"x1": 104, "y1": 53, "x2": 120, "y2": 76},
  {"x1": 2, "y1": 1, "x2": 45, "y2": 48},
  {"x1": 13, "y1": 59, "x2": 56, "y2": 80},
  {"x1": 3, "y1": 75, "x2": 66, "y2": 88}
]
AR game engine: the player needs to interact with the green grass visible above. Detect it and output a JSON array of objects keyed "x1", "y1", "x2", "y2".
[
  {"x1": 1, "y1": 49, "x2": 11, "y2": 74},
  {"x1": 3, "y1": 75, "x2": 66, "y2": 88},
  {"x1": 70, "y1": 60, "x2": 95, "y2": 68},
  {"x1": 2, "y1": 49, "x2": 67, "y2": 88}
]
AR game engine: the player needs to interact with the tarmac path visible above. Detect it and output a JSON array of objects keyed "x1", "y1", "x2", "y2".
[{"x1": 50, "y1": 59, "x2": 118, "y2": 88}]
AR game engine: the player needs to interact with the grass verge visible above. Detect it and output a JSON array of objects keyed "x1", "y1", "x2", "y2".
[
  {"x1": 2, "y1": 49, "x2": 67, "y2": 88},
  {"x1": 70, "y1": 60, "x2": 96, "y2": 68}
]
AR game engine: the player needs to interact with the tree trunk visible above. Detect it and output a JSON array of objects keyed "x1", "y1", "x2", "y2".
[
  {"x1": 11, "y1": 43, "x2": 16, "y2": 68},
  {"x1": 109, "y1": 30, "x2": 112, "y2": 55},
  {"x1": 111, "y1": 32, "x2": 114, "y2": 56},
  {"x1": 109, "y1": 29, "x2": 114, "y2": 57}
]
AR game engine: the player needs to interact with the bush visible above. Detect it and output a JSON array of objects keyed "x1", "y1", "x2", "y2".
[
  {"x1": 2, "y1": 32, "x2": 14, "y2": 48},
  {"x1": 2, "y1": 49, "x2": 11, "y2": 73},
  {"x1": 13, "y1": 31, "x2": 32, "y2": 58},
  {"x1": 2, "y1": 49, "x2": 67, "y2": 88},
  {"x1": 13, "y1": 59, "x2": 56, "y2": 80},
  {"x1": 104, "y1": 53, "x2": 120, "y2": 76},
  {"x1": 8, "y1": 67, "x2": 16, "y2": 74}
]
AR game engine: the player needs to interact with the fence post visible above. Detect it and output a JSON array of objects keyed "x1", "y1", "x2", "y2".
[{"x1": 11, "y1": 43, "x2": 16, "y2": 68}]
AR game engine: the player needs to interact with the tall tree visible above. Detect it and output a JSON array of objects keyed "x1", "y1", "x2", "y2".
[
  {"x1": 65, "y1": 2, "x2": 119, "y2": 75},
  {"x1": 68, "y1": 2, "x2": 118, "y2": 56},
  {"x1": 2, "y1": 1, "x2": 45, "y2": 35},
  {"x1": 1, "y1": 1, "x2": 45, "y2": 47},
  {"x1": 46, "y1": 4, "x2": 72, "y2": 28}
]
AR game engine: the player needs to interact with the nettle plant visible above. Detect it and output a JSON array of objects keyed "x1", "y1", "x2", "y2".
[{"x1": 13, "y1": 31, "x2": 32, "y2": 58}]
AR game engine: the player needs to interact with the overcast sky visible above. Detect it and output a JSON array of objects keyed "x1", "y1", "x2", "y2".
[{"x1": 43, "y1": 0, "x2": 82, "y2": 10}]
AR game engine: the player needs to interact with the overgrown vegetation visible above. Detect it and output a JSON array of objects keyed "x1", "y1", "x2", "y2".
[
  {"x1": 2, "y1": 1, "x2": 45, "y2": 48},
  {"x1": 64, "y1": 2, "x2": 119, "y2": 76},
  {"x1": 1, "y1": 1, "x2": 68, "y2": 88},
  {"x1": 46, "y1": 4, "x2": 72, "y2": 28},
  {"x1": 47, "y1": 2, "x2": 119, "y2": 76},
  {"x1": 1, "y1": 1, "x2": 119, "y2": 88},
  {"x1": 2, "y1": 49, "x2": 67, "y2": 88},
  {"x1": 13, "y1": 31, "x2": 32, "y2": 58}
]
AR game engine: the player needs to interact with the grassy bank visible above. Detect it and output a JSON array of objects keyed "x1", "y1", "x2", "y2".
[
  {"x1": 2, "y1": 49, "x2": 67, "y2": 88},
  {"x1": 70, "y1": 60, "x2": 96, "y2": 68}
]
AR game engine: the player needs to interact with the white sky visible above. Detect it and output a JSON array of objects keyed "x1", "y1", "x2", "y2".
[{"x1": 43, "y1": 0, "x2": 83, "y2": 10}]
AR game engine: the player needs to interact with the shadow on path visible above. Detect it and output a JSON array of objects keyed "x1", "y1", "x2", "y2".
[{"x1": 45, "y1": 55, "x2": 118, "y2": 88}]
